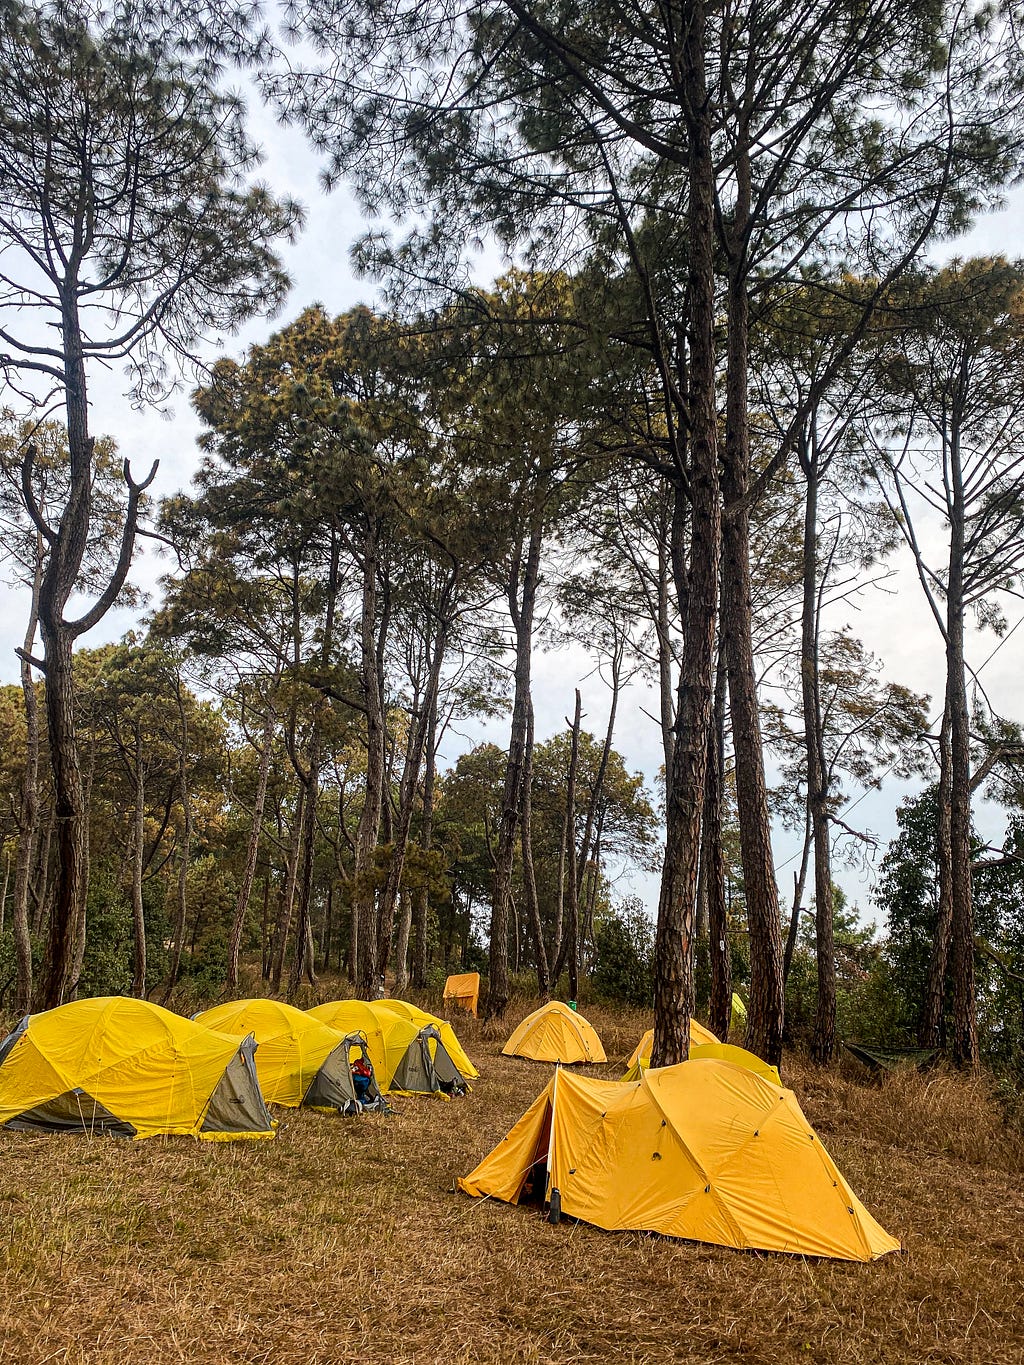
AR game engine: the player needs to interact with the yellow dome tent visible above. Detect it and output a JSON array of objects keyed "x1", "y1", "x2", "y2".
[
  {"x1": 307, "y1": 1000, "x2": 466, "y2": 1097},
  {"x1": 442, "y1": 972, "x2": 480, "y2": 1017},
  {"x1": 623, "y1": 1037, "x2": 780, "y2": 1086},
  {"x1": 459, "y1": 1060, "x2": 900, "y2": 1261},
  {"x1": 502, "y1": 1001, "x2": 606, "y2": 1064},
  {"x1": 0, "y1": 997, "x2": 275, "y2": 1141},
  {"x1": 194, "y1": 999, "x2": 373, "y2": 1112},
  {"x1": 623, "y1": 1021, "x2": 719, "y2": 1080},
  {"x1": 730, "y1": 992, "x2": 748, "y2": 1030},
  {"x1": 376, "y1": 999, "x2": 478, "y2": 1078}
]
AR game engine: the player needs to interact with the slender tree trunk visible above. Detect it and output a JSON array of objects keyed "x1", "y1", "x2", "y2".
[
  {"x1": 13, "y1": 552, "x2": 43, "y2": 1016},
  {"x1": 799, "y1": 450, "x2": 837, "y2": 1065},
  {"x1": 270, "y1": 783, "x2": 304, "y2": 992},
  {"x1": 289, "y1": 731, "x2": 321, "y2": 997},
  {"x1": 161, "y1": 680, "x2": 193, "y2": 1006},
  {"x1": 227, "y1": 701, "x2": 276, "y2": 989},
  {"x1": 411, "y1": 700, "x2": 437, "y2": 990},
  {"x1": 920, "y1": 703, "x2": 953, "y2": 1047},
  {"x1": 486, "y1": 515, "x2": 542, "y2": 1019},
  {"x1": 521, "y1": 696, "x2": 551, "y2": 999},
  {"x1": 652, "y1": 7, "x2": 720, "y2": 1069},
  {"x1": 393, "y1": 890, "x2": 413, "y2": 993},
  {"x1": 554, "y1": 691, "x2": 582, "y2": 999},
  {"x1": 721, "y1": 155, "x2": 784, "y2": 1068},
  {"x1": 706, "y1": 644, "x2": 731, "y2": 1041},
  {"x1": 946, "y1": 453, "x2": 977, "y2": 1069},
  {"x1": 130, "y1": 731, "x2": 147, "y2": 998},
  {"x1": 355, "y1": 520, "x2": 387, "y2": 994}
]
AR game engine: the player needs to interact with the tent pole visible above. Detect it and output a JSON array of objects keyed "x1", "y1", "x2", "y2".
[{"x1": 546, "y1": 1064, "x2": 561, "y2": 1224}]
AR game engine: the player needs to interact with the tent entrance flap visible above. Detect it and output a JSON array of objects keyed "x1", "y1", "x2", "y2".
[
  {"x1": 201, "y1": 1036, "x2": 275, "y2": 1135},
  {"x1": 4, "y1": 1089, "x2": 136, "y2": 1137}
]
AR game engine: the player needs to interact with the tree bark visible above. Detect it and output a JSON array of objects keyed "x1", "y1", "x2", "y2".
[
  {"x1": 13, "y1": 546, "x2": 43, "y2": 1015},
  {"x1": 411, "y1": 697, "x2": 437, "y2": 990},
  {"x1": 227, "y1": 701, "x2": 276, "y2": 990},
  {"x1": 920, "y1": 704, "x2": 953, "y2": 1047},
  {"x1": 705, "y1": 643, "x2": 732, "y2": 1042},
  {"x1": 355, "y1": 520, "x2": 387, "y2": 994},
  {"x1": 130, "y1": 728, "x2": 147, "y2": 998},
  {"x1": 270, "y1": 783, "x2": 304, "y2": 992},
  {"x1": 486, "y1": 514, "x2": 542, "y2": 1018},
  {"x1": 652, "y1": 1, "x2": 719, "y2": 1069},
  {"x1": 520, "y1": 695, "x2": 550, "y2": 999},
  {"x1": 721, "y1": 149, "x2": 784, "y2": 1069}
]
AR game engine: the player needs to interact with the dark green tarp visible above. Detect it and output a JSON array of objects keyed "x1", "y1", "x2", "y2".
[{"x1": 845, "y1": 1042, "x2": 941, "y2": 1073}]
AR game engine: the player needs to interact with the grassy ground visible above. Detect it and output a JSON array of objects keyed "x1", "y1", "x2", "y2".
[{"x1": 2, "y1": 997, "x2": 1023, "y2": 1364}]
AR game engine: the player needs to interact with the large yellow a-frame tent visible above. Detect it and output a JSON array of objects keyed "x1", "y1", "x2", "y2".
[
  {"x1": 459, "y1": 1060, "x2": 900, "y2": 1261},
  {"x1": 377, "y1": 999, "x2": 478, "y2": 1079},
  {"x1": 195, "y1": 999, "x2": 366, "y2": 1111},
  {"x1": 0, "y1": 997, "x2": 275, "y2": 1141},
  {"x1": 502, "y1": 1001, "x2": 606, "y2": 1064}
]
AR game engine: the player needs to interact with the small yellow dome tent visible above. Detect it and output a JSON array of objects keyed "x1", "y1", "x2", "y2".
[
  {"x1": 442, "y1": 972, "x2": 480, "y2": 1017},
  {"x1": 376, "y1": 999, "x2": 478, "y2": 1078},
  {"x1": 0, "y1": 997, "x2": 275, "y2": 1141},
  {"x1": 502, "y1": 1001, "x2": 606, "y2": 1064},
  {"x1": 623, "y1": 1021, "x2": 719, "y2": 1080},
  {"x1": 194, "y1": 999, "x2": 372, "y2": 1112},
  {"x1": 459, "y1": 1061, "x2": 900, "y2": 1261},
  {"x1": 730, "y1": 992, "x2": 748, "y2": 1030},
  {"x1": 623, "y1": 1036, "x2": 780, "y2": 1086},
  {"x1": 307, "y1": 1001, "x2": 466, "y2": 1097}
]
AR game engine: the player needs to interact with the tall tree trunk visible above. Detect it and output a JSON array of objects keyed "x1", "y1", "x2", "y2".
[
  {"x1": 411, "y1": 698, "x2": 437, "y2": 990},
  {"x1": 289, "y1": 731, "x2": 321, "y2": 996},
  {"x1": 68, "y1": 735, "x2": 96, "y2": 1001},
  {"x1": 130, "y1": 730, "x2": 147, "y2": 998},
  {"x1": 920, "y1": 704, "x2": 953, "y2": 1047},
  {"x1": 161, "y1": 680, "x2": 193, "y2": 1006},
  {"x1": 521, "y1": 697, "x2": 551, "y2": 999},
  {"x1": 227, "y1": 700, "x2": 276, "y2": 990},
  {"x1": 652, "y1": 8, "x2": 720, "y2": 1069},
  {"x1": 706, "y1": 643, "x2": 731, "y2": 1041},
  {"x1": 13, "y1": 548, "x2": 43, "y2": 1016},
  {"x1": 553, "y1": 691, "x2": 582, "y2": 999},
  {"x1": 721, "y1": 151, "x2": 784, "y2": 1069},
  {"x1": 800, "y1": 446, "x2": 837, "y2": 1065},
  {"x1": 270, "y1": 783, "x2": 304, "y2": 992},
  {"x1": 486, "y1": 515, "x2": 543, "y2": 1019},
  {"x1": 946, "y1": 449, "x2": 977, "y2": 1069},
  {"x1": 355, "y1": 520, "x2": 387, "y2": 994}
]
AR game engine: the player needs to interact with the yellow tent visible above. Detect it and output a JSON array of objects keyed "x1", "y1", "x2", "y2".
[
  {"x1": 502, "y1": 1001, "x2": 606, "y2": 1064},
  {"x1": 377, "y1": 999, "x2": 478, "y2": 1078},
  {"x1": 194, "y1": 999, "x2": 368, "y2": 1111},
  {"x1": 623, "y1": 1037, "x2": 779, "y2": 1086},
  {"x1": 307, "y1": 1000, "x2": 466, "y2": 1097},
  {"x1": 623, "y1": 1021, "x2": 719, "y2": 1080},
  {"x1": 442, "y1": 972, "x2": 480, "y2": 1017},
  {"x1": 0, "y1": 997, "x2": 275, "y2": 1141},
  {"x1": 459, "y1": 1061, "x2": 900, "y2": 1261}
]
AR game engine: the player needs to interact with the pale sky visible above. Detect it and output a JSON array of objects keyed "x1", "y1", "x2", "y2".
[{"x1": 2, "y1": 82, "x2": 1023, "y2": 928}]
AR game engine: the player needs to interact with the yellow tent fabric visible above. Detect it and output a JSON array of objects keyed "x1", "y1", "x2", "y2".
[
  {"x1": 377, "y1": 999, "x2": 478, "y2": 1078},
  {"x1": 502, "y1": 1001, "x2": 606, "y2": 1064},
  {"x1": 443, "y1": 972, "x2": 480, "y2": 1017},
  {"x1": 194, "y1": 999, "x2": 356, "y2": 1109},
  {"x1": 459, "y1": 1061, "x2": 900, "y2": 1261},
  {"x1": 307, "y1": 1000, "x2": 465, "y2": 1096},
  {"x1": 0, "y1": 997, "x2": 275, "y2": 1141},
  {"x1": 623, "y1": 1039, "x2": 779, "y2": 1086},
  {"x1": 731, "y1": 993, "x2": 748, "y2": 1030},
  {"x1": 623, "y1": 1021, "x2": 719, "y2": 1081}
]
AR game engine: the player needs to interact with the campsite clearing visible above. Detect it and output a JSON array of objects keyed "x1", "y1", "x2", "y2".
[{"x1": 1, "y1": 1000, "x2": 1022, "y2": 1364}]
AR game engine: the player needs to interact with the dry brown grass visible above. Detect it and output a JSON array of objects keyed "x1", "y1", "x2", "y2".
[{"x1": 2, "y1": 1000, "x2": 1024, "y2": 1364}]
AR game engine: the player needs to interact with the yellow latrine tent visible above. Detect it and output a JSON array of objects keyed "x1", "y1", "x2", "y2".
[
  {"x1": 307, "y1": 1000, "x2": 466, "y2": 1097},
  {"x1": 459, "y1": 1061, "x2": 901, "y2": 1262},
  {"x1": 502, "y1": 1001, "x2": 606, "y2": 1064},
  {"x1": 0, "y1": 997, "x2": 275, "y2": 1141},
  {"x1": 442, "y1": 972, "x2": 480, "y2": 1017},
  {"x1": 623, "y1": 1021, "x2": 719, "y2": 1081},
  {"x1": 194, "y1": 999, "x2": 371, "y2": 1112},
  {"x1": 377, "y1": 999, "x2": 478, "y2": 1079}
]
